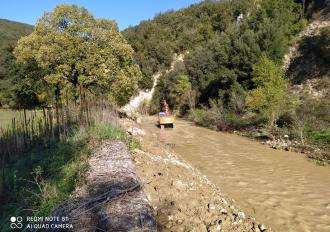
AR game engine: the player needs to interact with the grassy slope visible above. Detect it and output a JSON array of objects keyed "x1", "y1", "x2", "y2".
[
  {"x1": 0, "y1": 109, "x2": 19, "y2": 127},
  {"x1": 0, "y1": 109, "x2": 38, "y2": 128},
  {"x1": 0, "y1": 120, "x2": 140, "y2": 231}
]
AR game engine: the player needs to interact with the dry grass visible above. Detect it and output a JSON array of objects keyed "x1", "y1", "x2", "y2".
[{"x1": 0, "y1": 109, "x2": 23, "y2": 128}]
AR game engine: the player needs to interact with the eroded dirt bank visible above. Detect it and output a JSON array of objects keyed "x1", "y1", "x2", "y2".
[{"x1": 121, "y1": 118, "x2": 269, "y2": 232}]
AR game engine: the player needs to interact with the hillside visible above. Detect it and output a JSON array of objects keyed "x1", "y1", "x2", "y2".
[
  {"x1": 0, "y1": 19, "x2": 33, "y2": 107},
  {"x1": 0, "y1": 19, "x2": 33, "y2": 48},
  {"x1": 123, "y1": 0, "x2": 328, "y2": 91},
  {"x1": 123, "y1": 0, "x2": 305, "y2": 110},
  {"x1": 123, "y1": 0, "x2": 330, "y2": 161}
]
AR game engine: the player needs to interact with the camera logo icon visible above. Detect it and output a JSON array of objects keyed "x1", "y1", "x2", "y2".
[{"x1": 10, "y1": 216, "x2": 23, "y2": 229}]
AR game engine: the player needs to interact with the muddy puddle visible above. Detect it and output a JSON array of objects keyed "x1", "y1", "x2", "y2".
[{"x1": 140, "y1": 116, "x2": 330, "y2": 232}]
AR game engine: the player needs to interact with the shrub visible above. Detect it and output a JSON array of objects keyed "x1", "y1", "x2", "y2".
[
  {"x1": 189, "y1": 100, "x2": 262, "y2": 131},
  {"x1": 306, "y1": 128, "x2": 330, "y2": 148},
  {"x1": 189, "y1": 108, "x2": 209, "y2": 127}
]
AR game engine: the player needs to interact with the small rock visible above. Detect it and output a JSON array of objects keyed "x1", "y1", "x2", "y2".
[
  {"x1": 177, "y1": 219, "x2": 183, "y2": 224},
  {"x1": 173, "y1": 180, "x2": 188, "y2": 192},
  {"x1": 238, "y1": 211, "x2": 246, "y2": 219},
  {"x1": 252, "y1": 222, "x2": 261, "y2": 232},
  {"x1": 208, "y1": 203, "x2": 216, "y2": 211},
  {"x1": 220, "y1": 208, "x2": 227, "y2": 214},
  {"x1": 207, "y1": 224, "x2": 221, "y2": 232},
  {"x1": 127, "y1": 127, "x2": 146, "y2": 136},
  {"x1": 258, "y1": 224, "x2": 267, "y2": 231},
  {"x1": 196, "y1": 223, "x2": 208, "y2": 232}
]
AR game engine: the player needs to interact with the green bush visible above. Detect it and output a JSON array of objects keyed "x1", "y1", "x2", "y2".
[
  {"x1": 189, "y1": 108, "x2": 209, "y2": 127},
  {"x1": 189, "y1": 100, "x2": 263, "y2": 131},
  {"x1": 307, "y1": 128, "x2": 330, "y2": 147}
]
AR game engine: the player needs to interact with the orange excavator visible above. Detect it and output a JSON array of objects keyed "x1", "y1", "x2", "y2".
[{"x1": 158, "y1": 100, "x2": 175, "y2": 129}]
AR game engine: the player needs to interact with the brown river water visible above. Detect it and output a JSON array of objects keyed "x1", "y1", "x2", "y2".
[{"x1": 140, "y1": 116, "x2": 330, "y2": 232}]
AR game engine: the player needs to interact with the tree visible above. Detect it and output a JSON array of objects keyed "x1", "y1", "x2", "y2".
[
  {"x1": 14, "y1": 4, "x2": 141, "y2": 107},
  {"x1": 9, "y1": 60, "x2": 48, "y2": 109},
  {"x1": 172, "y1": 74, "x2": 192, "y2": 111},
  {"x1": 246, "y1": 54, "x2": 293, "y2": 126}
]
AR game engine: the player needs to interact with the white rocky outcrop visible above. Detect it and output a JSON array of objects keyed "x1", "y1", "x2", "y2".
[
  {"x1": 121, "y1": 53, "x2": 185, "y2": 115},
  {"x1": 283, "y1": 20, "x2": 330, "y2": 70}
]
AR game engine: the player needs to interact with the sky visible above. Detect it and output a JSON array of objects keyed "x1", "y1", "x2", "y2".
[{"x1": 0, "y1": 0, "x2": 202, "y2": 31}]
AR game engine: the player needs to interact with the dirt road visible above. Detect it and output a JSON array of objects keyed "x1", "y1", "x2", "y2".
[
  {"x1": 122, "y1": 118, "x2": 267, "y2": 232},
  {"x1": 139, "y1": 116, "x2": 330, "y2": 232}
]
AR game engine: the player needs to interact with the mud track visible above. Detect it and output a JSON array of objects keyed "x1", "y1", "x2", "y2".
[{"x1": 122, "y1": 118, "x2": 268, "y2": 232}]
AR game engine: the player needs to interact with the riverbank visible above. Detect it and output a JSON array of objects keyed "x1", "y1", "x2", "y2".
[
  {"x1": 186, "y1": 111, "x2": 330, "y2": 165},
  {"x1": 120, "y1": 117, "x2": 269, "y2": 232},
  {"x1": 234, "y1": 128, "x2": 330, "y2": 166}
]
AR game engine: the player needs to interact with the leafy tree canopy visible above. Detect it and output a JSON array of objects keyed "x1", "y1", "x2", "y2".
[
  {"x1": 14, "y1": 4, "x2": 141, "y2": 106},
  {"x1": 246, "y1": 54, "x2": 295, "y2": 126}
]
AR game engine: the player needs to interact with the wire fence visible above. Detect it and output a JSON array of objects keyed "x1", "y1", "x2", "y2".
[{"x1": 0, "y1": 99, "x2": 118, "y2": 195}]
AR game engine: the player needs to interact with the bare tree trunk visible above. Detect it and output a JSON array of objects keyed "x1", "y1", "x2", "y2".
[
  {"x1": 55, "y1": 86, "x2": 60, "y2": 140},
  {"x1": 23, "y1": 109, "x2": 28, "y2": 149},
  {"x1": 79, "y1": 84, "x2": 84, "y2": 124},
  {"x1": 300, "y1": 129, "x2": 305, "y2": 146}
]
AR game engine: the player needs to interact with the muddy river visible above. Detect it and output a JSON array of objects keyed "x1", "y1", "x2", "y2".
[{"x1": 140, "y1": 117, "x2": 330, "y2": 232}]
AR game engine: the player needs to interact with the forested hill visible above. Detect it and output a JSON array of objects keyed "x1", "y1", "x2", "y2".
[
  {"x1": 123, "y1": 0, "x2": 329, "y2": 154},
  {"x1": 124, "y1": 0, "x2": 329, "y2": 89},
  {"x1": 0, "y1": 19, "x2": 33, "y2": 107},
  {"x1": 0, "y1": 19, "x2": 33, "y2": 68},
  {"x1": 123, "y1": 0, "x2": 307, "y2": 102},
  {"x1": 124, "y1": 0, "x2": 305, "y2": 90},
  {"x1": 0, "y1": 19, "x2": 33, "y2": 48}
]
